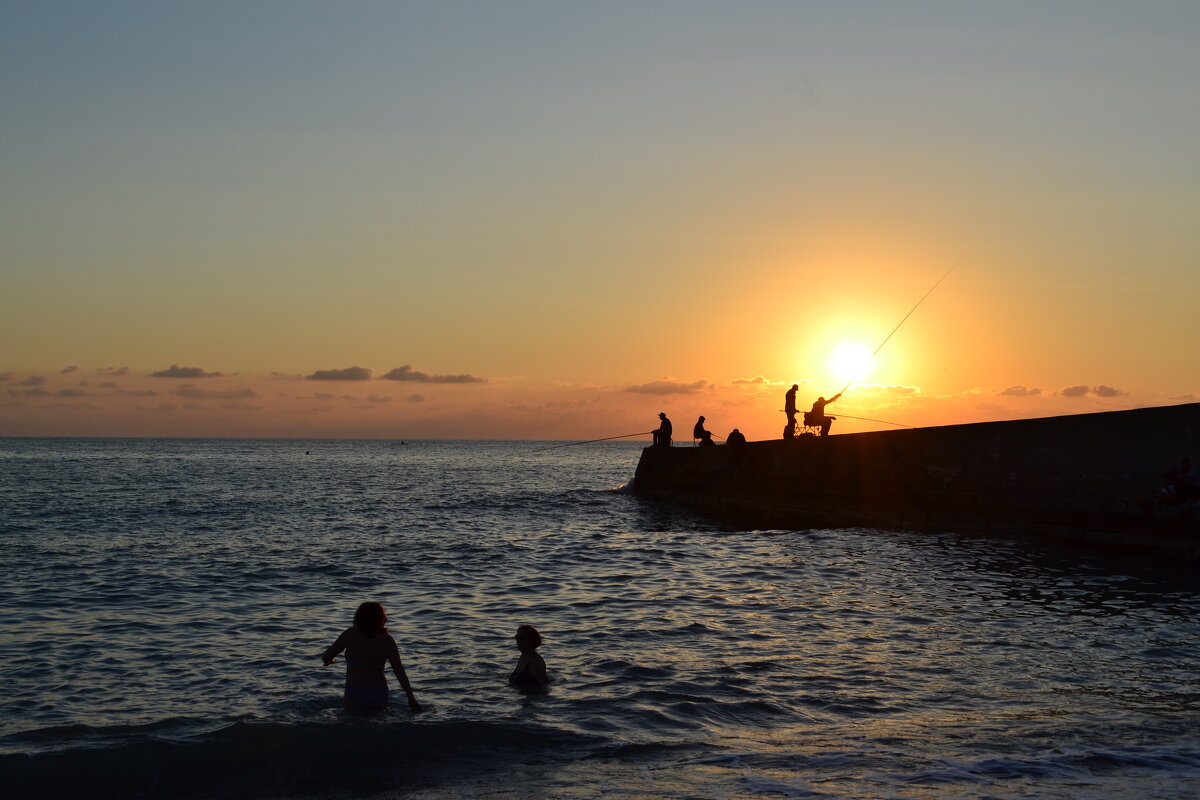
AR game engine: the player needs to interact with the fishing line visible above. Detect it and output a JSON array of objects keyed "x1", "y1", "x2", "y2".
[
  {"x1": 529, "y1": 431, "x2": 653, "y2": 453},
  {"x1": 839, "y1": 266, "x2": 954, "y2": 396}
]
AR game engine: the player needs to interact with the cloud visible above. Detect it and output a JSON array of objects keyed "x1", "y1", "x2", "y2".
[
  {"x1": 19, "y1": 375, "x2": 46, "y2": 387},
  {"x1": 152, "y1": 364, "x2": 225, "y2": 378},
  {"x1": 0, "y1": 371, "x2": 16, "y2": 383},
  {"x1": 1060, "y1": 384, "x2": 1127, "y2": 398},
  {"x1": 366, "y1": 394, "x2": 393, "y2": 403},
  {"x1": 97, "y1": 366, "x2": 129, "y2": 376},
  {"x1": 59, "y1": 365, "x2": 79, "y2": 374},
  {"x1": 849, "y1": 383, "x2": 922, "y2": 396},
  {"x1": 9, "y1": 387, "x2": 50, "y2": 397},
  {"x1": 57, "y1": 388, "x2": 88, "y2": 397},
  {"x1": 172, "y1": 384, "x2": 259, "y2": 400},
  {"x1": 625, "y1": 378, "x2": 712, "y2": 395},
  {"x1": 731, "y1": 375, "x2": 774, "y2": 386},
  {"x1": 406, "y1": 394, "x2": 427, "y2": 403},
  {"x1": 1000, "y1": 385, "x2": 1041, "y2": 397},
  {"x1": 306, "y1": 366, "x2": 374, "y2": 381},
  {"x1": 380, "y1": 365, "x2": 486, "y2": 384}
]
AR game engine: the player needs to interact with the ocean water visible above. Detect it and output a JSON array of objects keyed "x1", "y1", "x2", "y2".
[{"x1": 1, "y1": 437, "x2": 1198, "y2": 800}]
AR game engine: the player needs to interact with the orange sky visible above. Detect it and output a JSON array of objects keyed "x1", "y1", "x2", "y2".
[{"x1": 3, "y1": 4, "x2": 1198, "y2": 440}]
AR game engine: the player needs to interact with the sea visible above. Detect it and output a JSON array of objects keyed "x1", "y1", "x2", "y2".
[{"x1": 1, "y1": 437, "x2": 1198, "y2": 800}]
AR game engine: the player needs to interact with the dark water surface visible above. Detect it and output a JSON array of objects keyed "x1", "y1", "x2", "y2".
[{"x1": 1, "y1": 438, "x2": 1197, "y2": 799}]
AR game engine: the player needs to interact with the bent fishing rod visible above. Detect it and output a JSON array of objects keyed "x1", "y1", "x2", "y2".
[
  {"x1": 529, "y1": 431, "x2": 654, "y2": 453},
  {"x1": 838, "y1": 266, "x2": 954, "y2": 397}
]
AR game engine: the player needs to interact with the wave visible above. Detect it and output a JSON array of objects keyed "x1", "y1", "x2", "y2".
[{"x1": 0, "y1": 718, "x2": 603, "y2": 799}]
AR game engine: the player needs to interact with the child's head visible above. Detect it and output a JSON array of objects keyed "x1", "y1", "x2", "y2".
[{"x1": 515, "y1": 624, "x2": 542, "y2": 652}]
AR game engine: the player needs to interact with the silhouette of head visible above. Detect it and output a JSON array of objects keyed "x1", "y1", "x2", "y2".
[
  {"x1": 698, "y1": 416, "x2": 705, "y2": 421},
  {"x1": 515, "y1": 624, "x2": 542, "y2": 651},
  {"x1": 818, "y1": 396, "x2": 826, "y2": 403},
  {"x1": 354, "y1": 602, "x2": 387, "y2": 637},
  {"x1": 658, "y1": 412, "x2": 666, "y2": 419}
]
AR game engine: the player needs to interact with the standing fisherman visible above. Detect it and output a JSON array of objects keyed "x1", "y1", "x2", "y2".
[{"x1": 784, "y1": 384, "x2": 799, "y2": 438}]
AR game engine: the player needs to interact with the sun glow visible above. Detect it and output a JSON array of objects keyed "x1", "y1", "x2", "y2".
[{"x1": 829, "y1": 342, "x2": 872, "y2": 384}]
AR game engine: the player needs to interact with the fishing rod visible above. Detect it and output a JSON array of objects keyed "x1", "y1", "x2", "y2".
[
  {"x1": 839, "y1": 266, "x2": 954, "y2": 396},
  {"x1": 529, "y1": 431, "x2": 653, "y2": 453},
  {"x1": 834, "y1": 413, "x2": 913, "y2": 428}
]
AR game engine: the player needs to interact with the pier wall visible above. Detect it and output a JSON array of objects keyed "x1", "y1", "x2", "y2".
[{"x1": 633, "y1": 403, "x2": 1200, "y2": 550}]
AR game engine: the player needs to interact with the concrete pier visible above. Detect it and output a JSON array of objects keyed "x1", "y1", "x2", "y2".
[{"x1": 633, "y1": 403, "x2": 1200, "y2": 553}]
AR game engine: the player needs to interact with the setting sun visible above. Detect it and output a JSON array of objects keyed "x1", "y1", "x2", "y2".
[{"x1": 829, "y1": 342, "x2": 872, "y2": 384}]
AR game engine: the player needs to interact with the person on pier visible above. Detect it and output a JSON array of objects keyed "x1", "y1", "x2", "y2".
[
  {"x1": 693, "y1": 416, "x2": 710, "y2": 444},
  {"x1": 805, "y1": 392, "x2": 843, "y2": 437},
  {"x1": 784, "y1": 384, "x2": 799, "y2": 437},
  {"x1": 726, "y1": 428, "x2": 747, "y2": 446},
  {"x1": 652, "y1": 412, "x2": 673, "y2": 447}
]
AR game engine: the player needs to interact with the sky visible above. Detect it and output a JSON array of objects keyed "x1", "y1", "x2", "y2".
[{"x1": 2, "y1": 1, "x2": 1198, "y2": 440}]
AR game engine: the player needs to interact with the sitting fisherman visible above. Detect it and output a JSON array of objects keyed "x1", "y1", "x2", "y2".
[
  {"x1": 697, "y1": 430, "x2": 716, "y2": 447},
  {"x1": 726, "y1": 428, "x2": 747, "y2": 446},
  {"x1": 652, "y1": 412, "x2": 673, "y2": 447},
  {"x1": 693, "y1": 415, "x2": 710, "y2": 444},
  {"x1": 805, "y1": 391, "x2": 843, "y2": 437}
]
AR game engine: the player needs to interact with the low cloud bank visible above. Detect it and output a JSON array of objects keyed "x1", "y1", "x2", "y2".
[
  {"x1": 625, "y1": 378, "x2": 712, "y2": 395},
  {"x1": 1060, "y1": 384, "x2": 1126, "y2": 398},
  {"x1": 1000, "y1": 385, "x2": 1041, "y2": 397},
  {"x1": 152, "y1": 364, "x2": 225, "y2": 379},
  {"x1": 306, "y1": 366, "x2": 374, "y2": 381},
  {"x1": 381, "y1": 365, "x2": 486, "y2": 384},
  {"x1": 172, "y1": 384, "x2": 259, "y2": 400}
]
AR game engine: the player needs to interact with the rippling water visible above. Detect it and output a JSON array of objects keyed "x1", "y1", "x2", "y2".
[{"x1": 1, "y1": 437, "x2": 1198, "y2": 799}]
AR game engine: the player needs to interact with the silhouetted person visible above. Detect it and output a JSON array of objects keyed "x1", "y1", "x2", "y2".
[
  {"x1": 509, "y1": 624, "x2": 549, "y2": 688},
  {"x1": 698, "y1": 430, "x2": 716, "y2": 447},
  {"x1": 784, "y1": 384, "x2": 799, "y2": 435},
  {"x1": 805, "y1": 392, "x2": 843, "y2": 436},
  {"x1": 693, "y1": 415, "x2": 710, "y2": 443},
  {"x1": 322, "y1": 602, "x2": 422, "y2": 714},
  {"x1": 653, "y1": 412, "x2": 672, "y2": 446},
  {"x1": 726, "y1": 428, "x2": 747, "y2": 446}
]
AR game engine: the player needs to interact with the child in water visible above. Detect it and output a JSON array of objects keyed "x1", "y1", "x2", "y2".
[
  {"x1": 509, "y1": 624, "x2": 549, "y2": 688},
  {"x1": 323, "y1": 601, "x2": 422, "y2": 713}
]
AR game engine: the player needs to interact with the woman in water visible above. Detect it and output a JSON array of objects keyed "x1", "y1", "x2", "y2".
[
  {"x1": 323, "y1": 602, "x2": 422, "y2": 713},
  {"x1": 508, "y1": 624, "x2": 549, "y2": 688}
]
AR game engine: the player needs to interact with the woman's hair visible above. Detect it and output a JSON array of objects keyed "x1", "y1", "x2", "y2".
[
  {"x1": 516, "y1": 624, "x2": 542, "y2": 648},
  {"x1": 354, "y1": 602, "x2": 388, "y2": 637}
]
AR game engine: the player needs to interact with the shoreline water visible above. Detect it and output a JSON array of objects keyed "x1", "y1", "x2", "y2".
[{"x1": 2, "y1": 438, "x2": 1198, "y2": 799}]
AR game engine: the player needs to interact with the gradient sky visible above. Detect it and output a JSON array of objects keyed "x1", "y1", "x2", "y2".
[{"x1": 2, "y1": 1, "x2": 1198, "y2": 439}]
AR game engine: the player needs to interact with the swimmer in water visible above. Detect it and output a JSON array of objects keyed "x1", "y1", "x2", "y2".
[
  {"x1": 508, "y1": 624, "x2": 549, "y2": 688},
  {"x1": 322, "y1": 601, "x2": 422, "y2": 713}
]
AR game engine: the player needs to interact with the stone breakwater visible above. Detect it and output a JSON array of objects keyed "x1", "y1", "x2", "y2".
[{"x1": 634, "y1": 403, "x2": 1200, "y2": 552}]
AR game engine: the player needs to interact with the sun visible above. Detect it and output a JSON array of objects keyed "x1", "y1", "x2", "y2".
[{"x1": 829, "y1": 342, "x2": 872, "y2": 384}]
